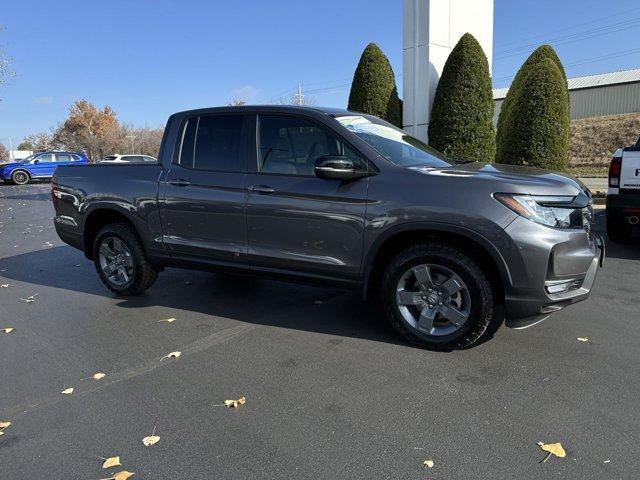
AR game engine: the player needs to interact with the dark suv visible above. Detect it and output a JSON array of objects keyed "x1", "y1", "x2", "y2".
[{"x1": 52, "y1": 106, "x2": 604, "y2": 349}]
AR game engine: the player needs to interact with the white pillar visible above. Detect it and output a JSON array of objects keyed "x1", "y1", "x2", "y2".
[{"x1": 403, "y1": 0, "x2": 494, "y2": 142}]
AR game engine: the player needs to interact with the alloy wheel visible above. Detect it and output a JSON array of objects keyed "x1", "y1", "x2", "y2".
[
  {"x1": 395, "y1": 263, "x2": 471, "y2": 336},
  {"x1": 98, "y1": 237, "x2": 134, "y2": 286}
]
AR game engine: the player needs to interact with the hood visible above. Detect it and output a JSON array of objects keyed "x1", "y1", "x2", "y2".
[
  {"x1": 0, "y1": 161, "x2": 28, "y2": 170},
  {"x1": 409, "y1": 162, "x2": 586, "y2": 197}
]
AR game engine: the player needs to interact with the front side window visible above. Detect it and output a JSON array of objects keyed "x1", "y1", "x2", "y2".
[
  {"x1": 34, "y1": 153, "x2": 54, "y2": 163},
  {"x1": 258, "y1": 115, "x2": 362, "y2": 176}
]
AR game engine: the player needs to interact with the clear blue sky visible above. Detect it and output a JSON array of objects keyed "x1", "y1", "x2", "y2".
[{"x1": 1, "y1": 0, "x2": 639, "y2": 147}]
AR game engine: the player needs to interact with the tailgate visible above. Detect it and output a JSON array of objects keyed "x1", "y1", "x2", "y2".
[{"x1": 620, "y1": 150, "x2": 640, "y2": 190}]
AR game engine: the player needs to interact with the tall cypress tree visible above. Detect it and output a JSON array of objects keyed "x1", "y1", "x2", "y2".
[
  {"x1": 497, "y1": 58, "x2": 569, "y2": 170},
  {"x1": 348, "y1": 43, "x2": 402, "y2": 127},
  {"x1": 428, "y1": 33, "x2": 495, "y2": 163},
  {"x1": 496, "y1": 45, "x2": 568, "y2": 163}
]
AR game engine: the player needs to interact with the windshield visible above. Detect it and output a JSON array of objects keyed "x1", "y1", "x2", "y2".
[
  {"x1": 334, "y1": 115, "x2": 459, "y2": 168},
  {"x1": 17, "y1": 155, "x2": 35, "y2": 163}
]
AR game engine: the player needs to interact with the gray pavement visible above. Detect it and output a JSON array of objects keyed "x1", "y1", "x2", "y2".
[{"x1": 1, "y1": 182, "x2": 639, "y2": 479}]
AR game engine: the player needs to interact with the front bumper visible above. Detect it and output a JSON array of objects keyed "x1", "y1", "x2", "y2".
[{"x1": 499, "y1": 216, "x2": 604, "y2": 328}]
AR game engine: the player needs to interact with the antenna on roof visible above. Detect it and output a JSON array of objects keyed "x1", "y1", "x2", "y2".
[{"x1": 293, "y1": 83, "x2": 305, "y2": 106}]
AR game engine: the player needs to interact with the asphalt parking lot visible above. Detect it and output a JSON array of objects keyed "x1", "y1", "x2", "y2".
[{"x1": 1, "y1": 182, "x2": 639, "y2": 479}]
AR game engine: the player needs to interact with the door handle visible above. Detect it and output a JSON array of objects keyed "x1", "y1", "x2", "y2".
[
  {"x1": 169, "y1": 179, "x2": 191, "y2": 187},
  {"x1": 249, "y1": 185, "x2": 275, "y2": 194}
]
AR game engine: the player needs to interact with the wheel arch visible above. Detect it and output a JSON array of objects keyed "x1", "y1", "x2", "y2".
[
  {"x1": 11, "y1": 168, "x2": 31, "y2": 183},
  {"x1": 363, "y1": 223, "x2": 512, "y2": 303},
  {"x1": 83, "y1": 207, "x2": 142, "y2": 260}
]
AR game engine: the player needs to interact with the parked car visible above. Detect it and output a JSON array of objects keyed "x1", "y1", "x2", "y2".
[
  {"x1": 606, "y1": 137, "x2": 640, "y2": 242},
  {"x1": 51, "y1": 106, "x2": 604, "y2": 349},
  {"x1": 100, "y1": 154, "x2": 157, "y2": 164},
  {"x1": 0, "y1": 151, "x2": 89, "y2": 185}
]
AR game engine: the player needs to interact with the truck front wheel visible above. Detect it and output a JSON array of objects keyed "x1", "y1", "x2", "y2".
[
  {"x1": 93, "y1": 223, "x2": 158, "y2": 295},
  {"x1": 381, "y1": 242, "x2": 499, "y2": 350}
]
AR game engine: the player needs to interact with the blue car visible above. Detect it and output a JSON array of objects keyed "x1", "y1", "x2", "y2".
[{"x1": 0, "y1": 151, "x2": 89, "y2": 185}]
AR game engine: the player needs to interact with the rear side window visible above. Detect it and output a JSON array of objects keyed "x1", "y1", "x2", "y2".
[
  {"x1": 56, "y1": 154, "x2": 72, "y2": 162},
  {"x1": 178, "y1": 115, "x2": 244, "y2": 172},
  {"x1": 194, "y1": 115, "x2": 244, "y2": 172}
]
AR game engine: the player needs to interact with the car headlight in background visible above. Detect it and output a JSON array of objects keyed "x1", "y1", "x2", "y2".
[{"x1": 494, "y1": 193, "x2": 586, "y2": 229}]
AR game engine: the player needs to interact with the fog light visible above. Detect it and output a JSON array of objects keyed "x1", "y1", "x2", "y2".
[{"x1": 545, "y1": 279, "x2": 583, "y2": 294}]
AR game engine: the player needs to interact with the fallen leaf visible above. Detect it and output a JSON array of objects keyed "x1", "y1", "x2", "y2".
[
  {"x1": 102, "y1": 456, "x2": 121, "y2": 469},
  {"x1": 0, "y1": 284, "x2": 9, "y2": 288},
  {"x1": 158, "y1": 317, "x2": 176, "y2": 323},
  {"x1": 423, "y1": 460, "x2": 434, "y2": 468},
  {"x1": 142, "y1": 435, "x2": 160, "y2": 446},
  {"x1": 61, "y1": 387, "x2": 74, "y2": 395},
  {"x1": 224, "y1": 396, "x2": 246, "y2": 408},
  {"x1": 93, "y1": 373, "x2": 106, "y2": 380},
  {"x1": 603, "y1": 459, "x2": 611, "y2": 464},
  {"x1": 101, "y1": 470, "x2": 134, "y2": 480},
  {"x1": 577, "y1": 337, "x2": 589, "y2": 342},
  {"x1": 0, "y1": 420, "x2": 11, "y2": 434},
  {"x1": 161, "y1": 351, "x2": 181, "y2": 360},
  {"x1": 538, "y1": 442, "x2": 566, "y2": 460},
  {"x1": 20, "y1": 294, "x2": 37, "y2": 304},
  {"x1": 2, "y1": 327, "x2": 14, "y2": 333}
]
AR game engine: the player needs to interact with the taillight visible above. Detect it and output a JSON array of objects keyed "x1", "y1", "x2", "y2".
[
  {"x1": 609, "y1": 156, "x2": 622, "y2": 187},
  {"x1": 51, "y1": 178, "x2": 58, "y2": 208}
]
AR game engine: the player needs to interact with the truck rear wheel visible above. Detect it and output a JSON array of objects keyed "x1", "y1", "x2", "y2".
[
  {"x1": 381, "y1": 242, "x2": 499, "y2": 350},
  {"x1": 93, "y1": 223, "x2": 158, "y2": 295}
]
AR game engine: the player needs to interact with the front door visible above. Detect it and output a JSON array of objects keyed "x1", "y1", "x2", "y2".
[
  {"x1": 160, "y1": 113, "x2": 249, "y2": 267},
  {"x1": 31, "y1": 153, "x2": 55, "y2": 177},
  {"x1": 245, "y1": 114, "x2": 370, "y2": 283}
]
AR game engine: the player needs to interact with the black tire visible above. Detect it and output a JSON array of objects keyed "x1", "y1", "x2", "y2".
[
  {"x1": 11, "y1": 170, "x2": 30, "y2": 185},
  {"x1": 93, "y1": 222, "x2": 158, "y2": 295},
  {"x1": 381, "y1": 242, "x2": 498, "y2": 350},
  {"x1": 606, "y1": 216, "x2": 633, "y2": 243}
]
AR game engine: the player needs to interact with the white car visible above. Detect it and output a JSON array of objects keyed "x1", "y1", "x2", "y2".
[{"x1": 100, "y1": 154, "x2": 157, "y2": 164}]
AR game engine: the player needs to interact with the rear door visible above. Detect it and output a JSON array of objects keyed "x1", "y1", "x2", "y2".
[
  {"x1": 54, "y1": 153, "x2": 74, "y2": 170},
  {"x1": 160, "y1": 113, "x2": 249, "y2": 266},
  {"x1": 245, "y1": 113, "x2": 369, "y2": 283}
]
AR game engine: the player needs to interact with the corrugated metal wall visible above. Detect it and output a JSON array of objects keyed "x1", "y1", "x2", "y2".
[{"x1": 493, "y1": 81, "x2": 640, "y2": 124}]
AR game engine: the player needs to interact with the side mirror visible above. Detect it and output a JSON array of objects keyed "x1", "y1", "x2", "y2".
[
  {"x1": 314, "y1": 155, "x2": 360, "y2": 180},
  {"x1": 32, "y1": 159, "x2": 39, "y2": 164}
]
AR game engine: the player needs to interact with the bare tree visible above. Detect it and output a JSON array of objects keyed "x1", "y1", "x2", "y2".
[
  {"x1": 0, "y1": 142, "x2": 9, "y2": 162},
  {"x1": 18, "y1": 131, "x2": 57, "y2": 151},
  {"x1": 228, "y1": 99, "x2": 247, "y2": 106}
]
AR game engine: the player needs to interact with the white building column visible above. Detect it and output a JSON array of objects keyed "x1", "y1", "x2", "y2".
[{"x1": 403, "y1": 0, "x2": 494, "y2": 142}]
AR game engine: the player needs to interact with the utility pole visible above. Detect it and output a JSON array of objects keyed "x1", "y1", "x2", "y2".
[
  {"x1": 125, "y1": 135, "x2": 136, "y2": 154},
  {"x1": 293, "y1": 83, "x2": 304, "y2": 106}
]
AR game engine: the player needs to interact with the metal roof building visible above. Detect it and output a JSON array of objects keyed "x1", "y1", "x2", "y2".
[{"x1": 493, "y1": 68, "x2": 640, "y2": 123}]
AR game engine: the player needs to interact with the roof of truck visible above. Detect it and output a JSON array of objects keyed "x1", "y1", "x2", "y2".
[{"x1": 172, "y1": 105, "x2": 354, "y2": 117}]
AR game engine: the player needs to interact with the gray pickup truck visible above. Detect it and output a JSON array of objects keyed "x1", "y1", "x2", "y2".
[{"x1": 52, "y1": 106, "x2": 604, "y2": 349}]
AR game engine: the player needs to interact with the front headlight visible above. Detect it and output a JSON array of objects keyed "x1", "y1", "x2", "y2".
[{"x1": 494, "y1": 193, "x2": 585, "y2": 229}]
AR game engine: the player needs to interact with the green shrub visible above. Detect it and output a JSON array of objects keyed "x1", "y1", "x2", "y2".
[
  {"x1": 428, "y1": 33, "x2": 495, "y2": 163},
  {"x1": 348, "y1": 43, "x2": 402, "y2": 127},
  {"x1": 496, "y1": 45, "x2": 567, "y2": 163},
  {"x1": 496, "y1": 58, "x2": 569, "y2": 170}
]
